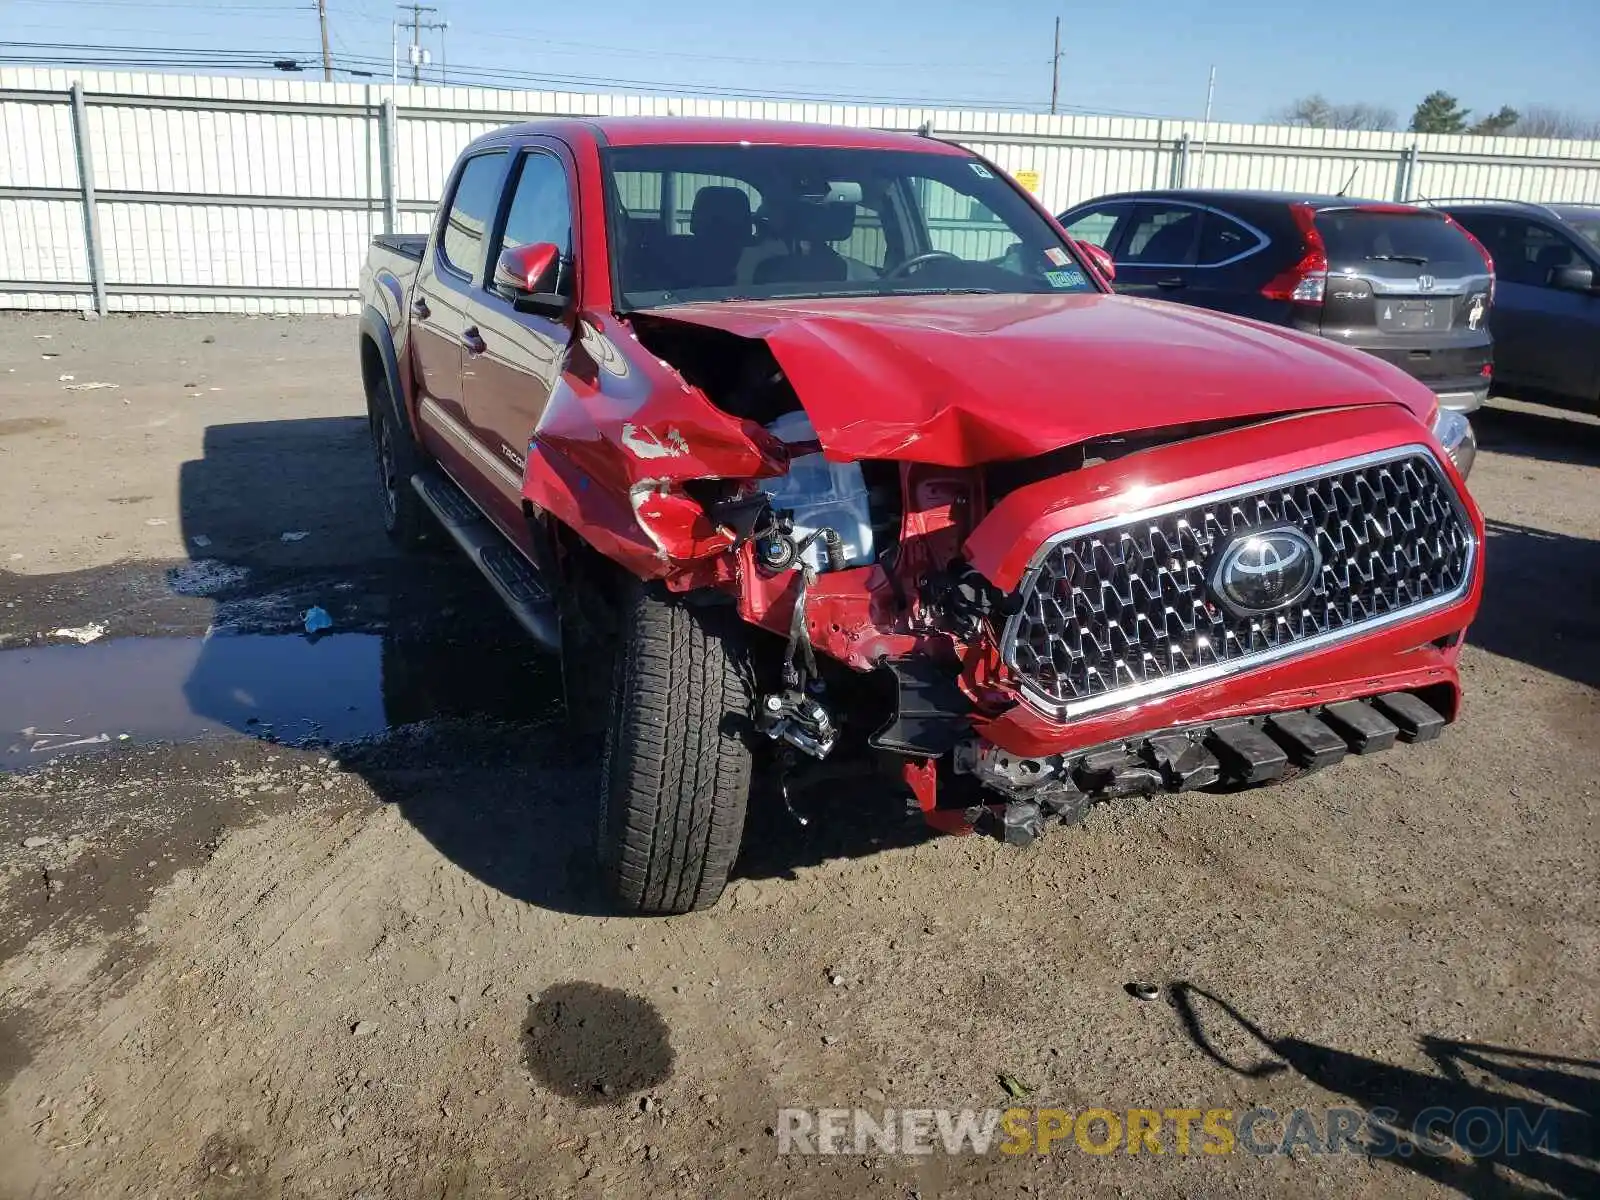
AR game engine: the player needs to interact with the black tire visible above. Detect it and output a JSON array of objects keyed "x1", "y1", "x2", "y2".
[
  {"x1": 598, "y1": 583, "x2": 754, "y2": 915},
  {"x1": 369, "y1": 378, "x2": 428, "y2": 550}
]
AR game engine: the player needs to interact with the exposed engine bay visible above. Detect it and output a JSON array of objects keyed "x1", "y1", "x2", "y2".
[{"x1": 595, "y1": 306, "x2": 1482, "y2": 845}]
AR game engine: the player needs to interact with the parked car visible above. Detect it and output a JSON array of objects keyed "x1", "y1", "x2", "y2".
[
  {"x1": 1058, "y1": 190, "x2": 1496, "y2": 412},
  {"x1": 1428, "y1": 200, "x2": 1600, "y2": 412},
  {"x1": 359, "y1": 119, "x2": 1483, "y2": 914}
]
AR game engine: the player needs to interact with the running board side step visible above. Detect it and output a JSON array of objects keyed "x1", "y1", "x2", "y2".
[{"x1": 410, "y1": 470, "x2": 560, "y2": 652}]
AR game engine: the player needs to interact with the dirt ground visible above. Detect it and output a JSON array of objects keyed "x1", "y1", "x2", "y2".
[{"x1": 0, "y1": 312, "x2": 1596, "y2": 1200}]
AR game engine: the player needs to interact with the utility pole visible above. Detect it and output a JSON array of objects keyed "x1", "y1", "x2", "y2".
[
  {"x1": 1049, "y1": 16, "x2": 1061, "y2": 115},
  {"x1": 1195, "y1": 64, "x2": 1216, "y2": 187},
  {"x1": 316, "y1": 0, "x2": 332, "y2": 82},
  {"x1": 397, "y1": 2, "x2": 442, "y2": 85}
]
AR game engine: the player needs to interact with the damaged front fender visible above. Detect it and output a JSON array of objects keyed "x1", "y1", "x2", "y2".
[{"x1": 520, "y1": 310, "x2": 787, "y2": 576}]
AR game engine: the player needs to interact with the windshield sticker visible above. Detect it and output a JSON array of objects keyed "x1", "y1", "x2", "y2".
[
  {"x1": 968, "y1": 162, "x2": 994, "y2": 180},
  {"x1": 1044, "y1": 246, "x2": 1070, "y2": 267},
  {"x1": 1044, "y1": 267, "x2": 1088, "y2": 289}
]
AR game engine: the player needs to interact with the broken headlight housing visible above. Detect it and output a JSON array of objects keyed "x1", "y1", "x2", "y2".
[{"x1": 761, "y1": 411, "x2": 875, "y2": 573}]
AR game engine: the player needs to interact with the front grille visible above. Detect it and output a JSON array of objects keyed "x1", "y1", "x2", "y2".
[{"x1": 1003, "y1": 447, "x2": 1475, "y2": 719}]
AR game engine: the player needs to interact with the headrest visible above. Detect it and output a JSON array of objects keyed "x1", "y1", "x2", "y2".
[
  {"x1": 792, "y1": 199, "x2": 858, "y2": 243},
  {"x1": 1535, "y1": 243, "x2": 1571, "y2": 269},
  {"x1": 691, "y1": 187, "x2": 753, "y2": 240}
]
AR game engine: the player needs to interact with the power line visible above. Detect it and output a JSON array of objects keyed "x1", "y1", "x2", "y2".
[
  {"x1": 8, "y1": 0, "x2": 299, "y2": 8},
  {"x1": 0, "y1": 39, "x2": 1185, "y2": 117},
  {"x1": 441, "y1": 27, "x2": 1045, "y2": 74}
]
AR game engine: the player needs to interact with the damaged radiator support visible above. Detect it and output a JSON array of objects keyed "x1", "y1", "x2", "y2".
[{"x1": 953, "y1": 691, "x2": 1447, "y2": 827}]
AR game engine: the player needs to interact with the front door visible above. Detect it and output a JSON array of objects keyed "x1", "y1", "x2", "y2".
[
  {"x1": 1450, "y1": 212, "x2": 1599, "y2": 399},
  {"x1": 460, "y1": 145, "x2": 577, "y2": 535}
]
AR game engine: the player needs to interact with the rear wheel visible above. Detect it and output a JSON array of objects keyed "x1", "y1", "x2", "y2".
[
  {"x1": 370, "y1": 379, "x2": 427, "y2": 549},
  {"x1": 598, "y1": 583, "x2": 754, "y2": 914}
]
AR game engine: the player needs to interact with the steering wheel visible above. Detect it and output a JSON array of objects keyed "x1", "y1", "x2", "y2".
[{"x1": 880, "y1": 250, "x2": 963, "y2": 281}]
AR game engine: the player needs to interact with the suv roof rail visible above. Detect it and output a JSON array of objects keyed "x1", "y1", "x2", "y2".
[{"x1": 1416, "y1": 196, "x2": 1576, "y2": 220}]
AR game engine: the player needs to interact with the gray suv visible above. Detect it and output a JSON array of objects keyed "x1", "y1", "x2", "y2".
[{"x1": 1431, "y1": 200, "x2": 1600, "y2": 413}]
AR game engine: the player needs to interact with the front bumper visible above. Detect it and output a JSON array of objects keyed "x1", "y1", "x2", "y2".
[
  {"x1": 955, "y1": 688, "x2": 1452, "y2": 811},
  {"x1": 962, "y1": 404, "x2": 1485, "y2": 762},
  {"x1": 1434, "y1": 385, "x2": 1488, "y2": 414}
]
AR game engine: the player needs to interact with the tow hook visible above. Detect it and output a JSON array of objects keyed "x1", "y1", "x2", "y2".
[
  {"x1": 998, "y1": 799, "x2": 1045, "y2": 847},
  {"x1": 756, "y1": 689, "x2": 837, "y2": 760}
]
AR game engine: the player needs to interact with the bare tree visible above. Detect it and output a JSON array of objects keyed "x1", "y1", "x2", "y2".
[
  {"x1": 1513, "y1": 106, "x2": 1600, "y2": 140},
  {"x1": 1273, "y1": 94, "x2": 1395, "y2": 131}
]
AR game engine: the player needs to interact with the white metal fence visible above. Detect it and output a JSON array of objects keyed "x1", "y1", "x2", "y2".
[{"x1": 4, "y1": 67, "x2": 1599, "y2": 315}]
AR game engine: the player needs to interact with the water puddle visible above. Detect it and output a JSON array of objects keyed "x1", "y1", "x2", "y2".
[{"x1": 0, "y1": 631, "x2": 562, "y2": 769}]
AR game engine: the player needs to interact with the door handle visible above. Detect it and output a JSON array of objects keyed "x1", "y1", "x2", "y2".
[
  {"x1": 1155, "y1": 277, "x2": 1187, "y2": 290},
  {"x1": 411, "y1": 296, "x2": 431, "y2": 319},
  {"x1": 462, "y1": 327, "x2": 487, "y2": 356}
]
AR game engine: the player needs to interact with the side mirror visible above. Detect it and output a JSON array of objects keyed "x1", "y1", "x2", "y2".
[
  {"x1": 1076, "y1": 240, "x2": 1116, "y2": 284},
  {"x1": 494, "y1": 242, "x2": 570, "y2": 316},
  {"x1": 1549, "y1": 263, "x2": 1597, "y2": 293}
]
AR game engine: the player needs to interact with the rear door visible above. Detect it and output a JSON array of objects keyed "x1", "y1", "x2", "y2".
[
  {"x1": 1187, "y1": 205, "x2": 1275, "y2": 319},
  {"x1": 1311, "y1": 206, "x2": 1493, "y2": 390},
  {"x1": 1110, "y1": 201, "x2": 1202, "y2": 300}
]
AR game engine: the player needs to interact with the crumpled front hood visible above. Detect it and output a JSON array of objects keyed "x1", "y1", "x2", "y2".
[{"x1": 637, "y1": 292, "x2": 1435, "y2": 465}]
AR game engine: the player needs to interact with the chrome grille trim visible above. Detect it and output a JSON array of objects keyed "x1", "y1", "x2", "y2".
[{"x1": 1000, "y1": 444, "x2": 1476, "y2": 721}]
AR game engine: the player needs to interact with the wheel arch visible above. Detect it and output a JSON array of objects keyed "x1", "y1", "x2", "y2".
[{"x1": 358, "y1": 304, "x2": 416, "y2": 442}]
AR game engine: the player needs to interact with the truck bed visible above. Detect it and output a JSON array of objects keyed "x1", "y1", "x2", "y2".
[
  {"x1": 360, "y1": 234, "x2": 427, "y2": 329},
  {"x1": 371, "y1": 233, "x2": 426, "y2": 261}
]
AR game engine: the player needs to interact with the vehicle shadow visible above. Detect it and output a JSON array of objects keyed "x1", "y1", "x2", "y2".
[
  {"x1": 174, "y1": 417, "x2": 924, "y2": 918},
  {"x1": 1472, "y1": 518, "x2": 1600, "y2": 691},
  {"x1": 1171, "y1": 982, "x2": 1598, "y2": 1198},
  {"x1": 1476, "y1": 400, "x2": 1600, "y2": 469}
]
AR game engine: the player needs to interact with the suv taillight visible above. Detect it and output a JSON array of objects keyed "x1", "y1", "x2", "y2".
[
  {"x1": 1445, "y1": 213, "x2": 1496, "y2": 302},
  {"x1": 1260, "y1": 202, "x2": 1328, "y2": 304}
]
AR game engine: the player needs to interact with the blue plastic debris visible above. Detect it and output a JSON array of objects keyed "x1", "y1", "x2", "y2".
[{"x1": 303, "y1": 606, "x2": 333, "y2": 634}]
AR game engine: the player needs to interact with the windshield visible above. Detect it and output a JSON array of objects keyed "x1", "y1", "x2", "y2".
[
  {"x1": 1568, "y1": 215, "x2": 1600, "y2": 252},
  {"x1": 1313, "y1": 209, "x2": 1484, "y2": 275},
  {"x1": 602, "y1": 144, "x2": 1097, "y2": 308}
]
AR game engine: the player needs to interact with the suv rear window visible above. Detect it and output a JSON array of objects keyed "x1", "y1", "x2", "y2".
[{"x1": 1313, "y1": 209, "x2": 1481, "y2": 273}]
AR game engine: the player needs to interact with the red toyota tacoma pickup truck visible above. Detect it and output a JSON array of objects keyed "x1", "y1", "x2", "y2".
[{"x1": 358, "y1": 117, "x2": 1483, "y2": 915}]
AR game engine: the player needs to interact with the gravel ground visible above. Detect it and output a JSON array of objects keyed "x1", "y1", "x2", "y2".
[{"x1": 0, "y1": 312, "x2": 1596, "y2": 1200}]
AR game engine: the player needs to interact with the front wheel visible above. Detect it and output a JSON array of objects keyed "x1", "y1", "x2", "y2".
[{"x1": 598, "y1": 583, "x2": 754, "y2": 914}]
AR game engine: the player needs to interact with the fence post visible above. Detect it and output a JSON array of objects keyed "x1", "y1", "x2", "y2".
[
  {"x1": 380, "y1": 97, "x2": 398, "y2": 235},
  {"x1": 68, "y1": 82, "x2": 108, "y2": 318},
  {"x1": 1394, "y1": 145, "x2": 1420, "y2": 202},
  {"x1": 1171, "y1": 133, "x2": 1191, "y2": 188}
]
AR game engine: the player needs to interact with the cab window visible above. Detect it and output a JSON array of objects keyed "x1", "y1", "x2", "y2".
[
  {"x1": 1061, "y1": 204, "x2": 1129, "y2": 250},
  {"x1": 439, "y1": 152, "x2": 506, "y2": 279},
  {"x1": 1122, "y1": 204, "x2": 1201, "y2": 265}
]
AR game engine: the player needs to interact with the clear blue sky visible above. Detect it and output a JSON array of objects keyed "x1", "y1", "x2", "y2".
[{"x1": 6, "y1": 0, "x2": 1600, "y2": 124}]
